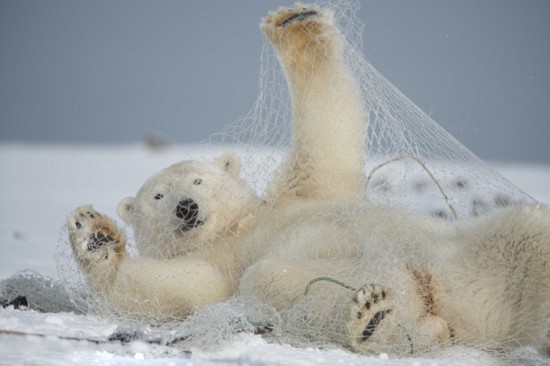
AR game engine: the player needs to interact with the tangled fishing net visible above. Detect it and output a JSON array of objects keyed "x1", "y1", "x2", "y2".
[
  {"x1": 210, "y1": 0, "x2": 533, "y2": 218},
  {"x1": 4, "y1": 1, "x2": 546, "y2": 364}
]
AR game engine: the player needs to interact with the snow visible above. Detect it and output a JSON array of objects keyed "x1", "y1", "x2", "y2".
[{"x1": 1, "y1": 143, "x2": 549, "y2": 365}]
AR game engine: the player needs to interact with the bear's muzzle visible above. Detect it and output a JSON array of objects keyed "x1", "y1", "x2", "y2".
[{"x1": 176, "y1": 198, "x2": 204, "y2": 232}]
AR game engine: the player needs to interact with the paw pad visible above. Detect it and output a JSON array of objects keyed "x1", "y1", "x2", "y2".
[
  {"x1": 87, "y1": 231, "x2": 117, "y2": 251},
  {"x1": 68, "y1": 206, "x2": 122, "y2": 254},
  {"x1": 349, "y1": 284, "x2": 394, "y2": 346},
  {"x1": 279, "y1": 10, "x2": 318, "y2": 27},
  {"x1": 361, "y1": 309, "x2": 392, "y2": 341}
]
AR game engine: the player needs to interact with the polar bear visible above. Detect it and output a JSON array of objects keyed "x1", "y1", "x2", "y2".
[
  {"x1": 68, "y1": 5, "x2": 365, "y2": 322},
  {"x1": 67, "y1": 5, "x2": 550, "y2": 356},
  {"x1": 115, "y1": 152, "x2": 259, "y2": 260},
  {"x1": 68, "y1": 153, "x2": 259, "y2": 321}
]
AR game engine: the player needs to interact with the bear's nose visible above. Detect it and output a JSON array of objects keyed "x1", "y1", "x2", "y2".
[
  {"x1": 176, "y1": 198, "x2": 199, "y2": 220},
  {"x1": 175, "y1": 198, "x2": 203, "y2": 231}
]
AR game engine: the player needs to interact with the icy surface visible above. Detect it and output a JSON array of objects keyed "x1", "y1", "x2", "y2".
[{"x1": 1, "y1": 144, "x2": 549, "y2": 365}]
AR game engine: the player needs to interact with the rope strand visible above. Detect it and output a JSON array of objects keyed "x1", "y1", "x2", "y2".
[{"x1": 303, "y1": 276, "x2": 357, "y2": 296}]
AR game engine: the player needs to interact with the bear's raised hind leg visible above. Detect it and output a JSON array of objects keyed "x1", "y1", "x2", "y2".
[{"x1": 262, "y1": 5, "x2": 366, "y2": 204}]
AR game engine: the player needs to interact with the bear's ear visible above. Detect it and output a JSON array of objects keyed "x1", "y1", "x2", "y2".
[
  {"x1": 117, "y1": 197, "x2": 136, "y2": 224},
  {"x1": 215, "y1": 152, "x2": 241, "y2": 177}
]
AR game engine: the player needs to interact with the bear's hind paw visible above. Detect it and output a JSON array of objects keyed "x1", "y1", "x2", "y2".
[
  {"x1": 348, "y1": 284, "x2": 394, "y2": 348},
  {"x1": 262, "y1": 5, "x2": 326, "y2": 30},
  {"x1": 261, "y1": 5, "x2": 332, "y2": 41},
  {"x1": 277, "y1": 9, "x2": 319, "y2": 28}
]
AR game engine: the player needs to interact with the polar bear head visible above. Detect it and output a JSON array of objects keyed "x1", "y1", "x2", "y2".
[{"x1": 117, "y1": 152, "x2": 258, "y2": 259}]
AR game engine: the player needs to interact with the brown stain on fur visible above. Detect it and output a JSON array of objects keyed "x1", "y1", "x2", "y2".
[
  {"x1": 412, "y1": 269, "x2": 457, "y2": 345},
  {"x1": 87, "y1": 217, "x2": 127, "y2": 270},
  {"x1": 412, "y1": 270, "x2": 437, "y2": 316}
]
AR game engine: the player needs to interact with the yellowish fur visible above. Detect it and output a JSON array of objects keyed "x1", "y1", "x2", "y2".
[{"x1": 262, "y1": 6, "x2": 366, "y2": 205}]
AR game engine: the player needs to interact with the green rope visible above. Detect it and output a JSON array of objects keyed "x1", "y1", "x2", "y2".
[
  {"x1": 396, "y1": 323, "x2": 414, "y2": 355},
  {"x1": 303, "y1": 276, "x2": 357, "y2": 296}
]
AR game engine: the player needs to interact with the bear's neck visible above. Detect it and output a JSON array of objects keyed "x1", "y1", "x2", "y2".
[{"x1": 194, "y1": 199, "x2": 260, "y2": 284}]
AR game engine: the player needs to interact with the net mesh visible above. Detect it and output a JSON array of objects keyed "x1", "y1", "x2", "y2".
[
  {"x1": 209, "y1": 0, "x2": 533, "y2": 218},
  {"x1": 5, "y1": 1, "x2": 548, "y2": 364}
]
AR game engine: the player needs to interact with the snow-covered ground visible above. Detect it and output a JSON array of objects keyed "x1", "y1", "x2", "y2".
[{"x1": 0, "y1": 143, "x2": 549, "y2": 366}]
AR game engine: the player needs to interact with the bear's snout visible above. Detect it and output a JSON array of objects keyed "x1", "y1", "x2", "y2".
[{"x1": 175, "y1": 198, "x2": 204, "y2": 232}]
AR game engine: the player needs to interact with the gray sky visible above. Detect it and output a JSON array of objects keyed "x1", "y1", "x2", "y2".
[{"x1": 1, "y1": 0, "x2": 549, "y2": 163}]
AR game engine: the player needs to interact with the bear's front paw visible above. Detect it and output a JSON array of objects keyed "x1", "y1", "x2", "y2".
[
  {"x1": 348, "y1": 284, "x2": 393, "y2": 349},
  {"x1": 68, "y1": 205, "x2": 126, "y2": 269}
]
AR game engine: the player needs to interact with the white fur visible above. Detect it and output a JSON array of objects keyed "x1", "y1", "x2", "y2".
[
  {"x1": 117, "y1": 152, "x2": 259, "y2": 259},
  {"x1": 67, "y1": 6, "x2": 550, "y2": 356}
]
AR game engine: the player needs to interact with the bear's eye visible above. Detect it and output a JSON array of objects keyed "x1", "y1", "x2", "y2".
[
  {"x1": 193, "y1": 178, "x2": 203, "y2": 186},
  {"x1": 154, "y1": 193, "x2": 164, "y2": 200}
]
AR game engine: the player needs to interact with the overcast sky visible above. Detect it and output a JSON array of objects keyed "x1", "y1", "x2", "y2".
[{"x1": 1, "y1": 0, "x2": 549, "y2": 163}]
